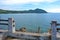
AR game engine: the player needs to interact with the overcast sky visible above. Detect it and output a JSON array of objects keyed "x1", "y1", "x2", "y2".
[{"x1": 0, "y1": 0, "x2": 60, "y2": 13}]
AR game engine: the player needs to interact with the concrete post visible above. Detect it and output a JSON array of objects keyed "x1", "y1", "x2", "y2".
[
  {"x1": 8, "y1": 18, "x2": 15, "y2": 33},
  {"x1": 51, "y1": 21, "x2": 57, "y2": 40}
]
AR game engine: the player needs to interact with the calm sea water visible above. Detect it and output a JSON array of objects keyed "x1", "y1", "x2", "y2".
[{"x1": 0, "y1": 13, "x2": 60, "y2": 32}]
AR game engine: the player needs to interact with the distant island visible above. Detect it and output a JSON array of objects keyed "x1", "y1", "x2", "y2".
[{"x1": 0, "y1": 8, "x2": 47, "y2": 14}]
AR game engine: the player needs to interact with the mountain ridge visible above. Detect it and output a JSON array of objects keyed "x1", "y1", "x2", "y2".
[{"x1": 0, "y1": 8, "x2": 47, "y2": 13}]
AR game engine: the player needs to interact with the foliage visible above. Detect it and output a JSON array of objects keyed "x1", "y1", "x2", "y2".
[{"x1": 0, "y1": 8, "x2": 47, "y2": 14}]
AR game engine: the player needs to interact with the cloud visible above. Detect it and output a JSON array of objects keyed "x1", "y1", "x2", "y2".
[
  {"x1": 47, "y1": 8, "x2": 60, "y2": 13},
  {"x1": 0, "y1": 0, "x2": 58, "y2": 5}
]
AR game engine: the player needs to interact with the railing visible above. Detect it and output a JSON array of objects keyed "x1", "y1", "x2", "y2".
[
  {"x1": 0, "y1": 18, "x2": 15, "y2": 33},
  {"x1": 0, "y1": 18, "x2": 60, "y2": 40},
  {"x1": 51, "y1": 21, "x2": 60, "y2": 40}
]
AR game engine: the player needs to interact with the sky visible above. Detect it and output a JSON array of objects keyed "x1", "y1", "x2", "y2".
[{"x1": 0, "y1": 0, "x2": 60, "y2": 13}]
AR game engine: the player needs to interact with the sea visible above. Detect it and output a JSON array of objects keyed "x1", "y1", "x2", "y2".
[{"x1": 0, "y1": 13, "x2": 60, "y2": 33}]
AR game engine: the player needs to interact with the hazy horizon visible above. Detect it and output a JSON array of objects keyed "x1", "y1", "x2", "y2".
[{"x1": 0, "y1": 0, "x2": 60, "y2": 13}]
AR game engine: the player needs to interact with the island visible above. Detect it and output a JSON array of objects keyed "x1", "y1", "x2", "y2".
[{"x1": 0, "y1": 8, "x2": 47, "y2": 14}]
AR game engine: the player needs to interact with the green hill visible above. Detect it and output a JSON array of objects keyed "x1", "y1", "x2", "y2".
[{"x1": 0, "y1": 8, "x2": 47, "y2": 14}]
